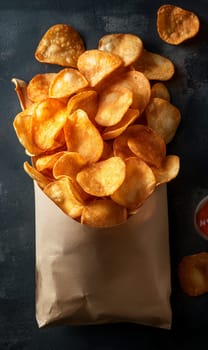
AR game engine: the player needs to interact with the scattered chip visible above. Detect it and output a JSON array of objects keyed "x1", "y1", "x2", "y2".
[
  {"x1": 134, "y1": 50, "x2": 175, "y2": 81},
  {"x1": 44, "y1": 176, "x2": 84, "y2": 218},
  {"x1": 127, "y1": 124, "x2": 166, "y2": 168},
  {"x1": 49, "y1": 68, "x2": 88, "y2": 98},
  {"x1": 27, "y1": 73, "x2": 56, "y2": 102},
  {"x1": 95, "y1": 86, "x2": 133, "y2": 126},
  {"x1": 111, "y1": 157, "x2": 156, "y2": 210},
  {"x1": 178, "y1": 252, "x2": 208, "y2": 296},
  {"x1": 157, "y1": 5, "x2": 200, "y2": 45},
  {"x1": 76, "y1": 157, "x2": 126, "y2": 197},
  {"x1": 98, "y1": 33, "x2": 143, "y2": 67},
  {"x1": 145, "y1": 97, "x2": 181, "y2": 143},
  {"x1": 81, "y1": 198, "x2": 127, "y2": 228},
  {"x1": 64, "y1": 109, "x2": 103, "y2": 163},
  {"x1": 35, "y1": 24, "x2": 85, "y2": 67},
  {"x1": 151, "y1": 82, "x2": 170, "y2": 101},
  {"x1": 77, "y1": 49, "x2": 123, "y2": 87}
]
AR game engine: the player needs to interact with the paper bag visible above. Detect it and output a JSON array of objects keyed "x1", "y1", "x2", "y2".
[{"x1": 34, "y1": 183, "x2": 172, "y2": 329}]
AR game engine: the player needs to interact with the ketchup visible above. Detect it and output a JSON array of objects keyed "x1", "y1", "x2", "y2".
[{"x1": 195, "y1": 197, "x2": 208, "y2": 238}]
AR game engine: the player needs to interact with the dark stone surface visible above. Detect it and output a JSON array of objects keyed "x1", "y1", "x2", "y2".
[{"x1": 0, "y1": 0, "x2": 208, "y2": 348}]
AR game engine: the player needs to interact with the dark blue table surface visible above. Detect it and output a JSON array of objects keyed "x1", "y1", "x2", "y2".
[{"x1": 1, "y1": 0, "x2": 208, "y2": 348}]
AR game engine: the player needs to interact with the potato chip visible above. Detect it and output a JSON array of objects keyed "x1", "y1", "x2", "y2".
[
  {"x1": 49, "y1": 68, "x2": 88, "y2": 98},
  {"x1": 151, "y1": 82, "x2": 170, "y2": 101},
  {"x1": 98, "y1": 33, "x2": 143, "y2": 67},
  {"x1": 113, "y1": 127, "x2": 136, "y2": 160},
  {"x1": 178, "y1": 252, "x2": 208, "y2": 296},
  {"x1": 44, "y1": 176, "x2": 84, "y2": 218},
  {"x1": 33, "y1": 151, "x2": 66, "y2": 176},
  {"x1": 67, "y1": 90, "x2": 98, "y2": 122},
  {"x1": 81, "y1": 198, "x2": 127, "y2": 228},
  {"x1": 110, "y1": 71, "x2": 151, "y2": 111},
  {"x1": 12, "y1": 78, "x2": 33, "y2": 110},
  {"x1": 145, "y1": 97, "x2": 181, "y2": 143},
  {"x1": 13, "y1": 110, "x2": 42, "y2": 156},
  {"x1": 64, "y1": 109, "x2": 103, "y2": 163},
  {"x1": 27, "y1": 73, "x2": 56, "y2": 102},
  {"x1": 127, "y1": 124, "x2": 166, "y2": 168},
  {"x1": 77, "y1": 49, "x2": 123, "y2": 87},
  {"x1": 53, "y1": 152, "x2": 87, "y2": 180},
  {"x1": 103, "y1": 108, "x2": 140, "y2": 140},
  {"x1": 157, "y1": 5, "x2": 200, "y2": 45},
  {"x1": 151, "y1": 155, "x2": 180, "y2": 186},
  {"x1": 95, "y1": 86, "x2": 133, "y2": 126},
  {"x1": 76, "y1": 157, "x2": 126, "y2": 197},
  {"x1": 134, "y1": 50, "x2": 175, "y2": 81},
  {"x1": 35, "y1": 24, "x2": 85, "y2": 67},
  {"x1": 32, "y1": 98, "x2": 67, "y2": 151},
  {"x1": 24, "y1": 161, "x2": 52, "y2": 188},
  {"x1": 111, "y1": 157, "x2": 156, "y2": 210}
]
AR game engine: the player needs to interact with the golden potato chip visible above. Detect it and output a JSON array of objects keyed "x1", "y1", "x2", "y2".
[
  {"x1": 35, "y1": 24, "x2": 85, "y2": 67},
  {"x1": 151, "y1": 82, "x2": 170, "y2": 101},
  {"x1": 64, "y1": 109, "x2": 103, "y2": 163},
  {"x1": 98, "y1": 33, "x2": 143, "y2": 67},
  {"x1": 67, "y1": 90, "x2": 98, "y2": 121},
  {"x1": 111, "y1": 157, "x2": 156, "y2": 210},
  {"x1": 77, "y1": 49, "x2": 123, "y2": 87},
  {"x1": 145, "y1": 97, "x2": 181, "y2": 143},
  {"x1": 12, "y1": 78, "x2": 33, "y2": 110},
  {"x1": 178, "y1": 252, "x2": 208, "y2": 296},
  {"x1": 134, "y1": 50, "x2": 175, "y2": 81},
  {"x1": 81, "y1": 198, "x2": 127, "y2": 228},
  {"x1": 103, "y1": 108, "x2": 140, "y2": 140},
  {"x1": 13, "y1": 110, "x2": 42, "y2": 156},
  {"x1": 23, "y1": 161, "x2": 52, "y2": 188},
  {"x1": 95, "y1": 86, "x2": 133, "y2": 126},
  {"x1": 27, "y1": 73, "x2": 56, "y2": 102},
  {"x1": 33, "y1": 98, "x2": 67, "y2": 151},
  {"x1": 33, "y1": 151, "x2": 66, "y2": 176},
  {"x1": 53, "y1": 152, "x2": 87, "y2": 180},
  {"x1": 157, "y1": 5, "x2": 200, "y2": 45},
  {"x1": 113, "y1": 127, "x2": 136, "y2": 160},
  {"x1": 127, "y1": 124, "x2": 166, "y2": 168},
  {"x1": 151, "y1": 155, "x2": 180, "y2": 186},
  {"x1": 44, "y1": 176, "x2": 84, "y2": 218},
  {"x1": 76, "y1": 156, "x2": 126, "y2": 197},
  {"x1": 110, "y1": 70, "x2": 151, "y2": 111},
  {"x1": 49, "y1": 68, "x2": 88, "y2": 98}
]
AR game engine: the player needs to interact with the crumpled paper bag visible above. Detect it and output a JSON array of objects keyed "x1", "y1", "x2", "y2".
[{"x1": 34, "y1": 183, "x2": 172, "y2": 329}]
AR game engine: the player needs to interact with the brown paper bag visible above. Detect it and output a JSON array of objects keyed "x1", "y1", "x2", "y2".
[{"x1": 34, "y1": 183, "x2": 172, "y2": 329}]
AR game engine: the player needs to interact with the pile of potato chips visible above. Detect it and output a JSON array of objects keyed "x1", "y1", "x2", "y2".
[{"x1": 13, "y1": 22, "x2": 182, "y2": 228}]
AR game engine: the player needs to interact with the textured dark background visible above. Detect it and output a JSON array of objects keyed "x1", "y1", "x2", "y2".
[{"x1": 0, "y1": 0, "x2": 208, "y2": 348}]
